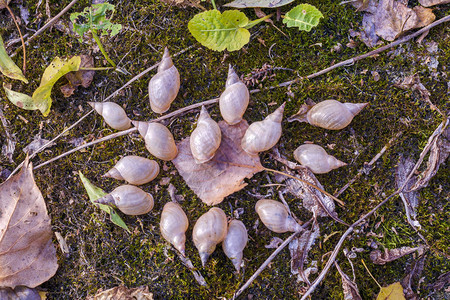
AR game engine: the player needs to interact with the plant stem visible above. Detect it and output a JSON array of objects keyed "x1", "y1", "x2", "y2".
[
  {"x1": 91, "y1": 29, "x2": 116, "y2": 68},
  {"x1": 79, "y1": 66, "x2": 115, "y2": 71},
  {"x1": 211, "y1": 0, "x2": 217, "y2": 10},
  {"x1": 5, "y1": 4, "x2": 26, "y2": 74},
  {"x1": 361, "y1": 259, "x2": 382, "y2": 289}
]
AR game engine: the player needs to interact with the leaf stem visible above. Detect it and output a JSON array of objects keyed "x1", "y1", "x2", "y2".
[
  {"x1": 5, "y1": 4, "x2": 26, "y2": 74},
  {"x1": 211, "y1": 0, "x2": 217, "y2": 10},
  {"x1": 244, "y1": 14, "x2": 273, "y2": 29},
  {"x1": 91, "y1": 29, "x2": 116, "y2": 67},
  {"x1": 79, "y1": 66, "x2": 115, "y2": 71}
]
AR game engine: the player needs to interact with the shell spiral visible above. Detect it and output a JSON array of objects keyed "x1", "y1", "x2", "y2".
[
  {"x1": 88, "y1": 102, "x2": 131, "y2": 130},
  {"x1": 222, "y1": 220, "x2": 248, "y2": 272},
  {"x1": 190, "y1": 106, "x2": 222, "y2": 164},
  {"x1": 306, "y1": 100, "x2": 368, "y2": 130},
  {"x1": 97, "y1": 185, "x2": 154, "y2": 216},
  {"x1": 148, "y1": 48, "x2": 180, "y2": 114},
  {"x1": 241, "y1": 102, "x2": 285, "y2": 155},
  {"x1": 293, "y1": 144, "x2": 347, "y2": 174},
  {"x1": 160, "y1": 202, "x2": 189, "y2": 256},
  {"x1": 103, "y1": 155, "x2": 160, "y2": 185},
  {"x1": 255, "y1": 199, "x2": 302, "y2": 233},
  {"x1": 219, "y1": 65, "x2": 250, "y2": 125},
  {"x1": 132, "y1": 121, "x2": 178, "y2": 161}
]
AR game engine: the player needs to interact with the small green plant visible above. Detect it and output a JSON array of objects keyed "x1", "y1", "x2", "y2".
[{"x1": 70, "y1": 3, "x2": 122, "y2": 67}]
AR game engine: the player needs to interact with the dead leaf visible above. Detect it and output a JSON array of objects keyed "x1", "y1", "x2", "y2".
[
  {"x1": 23, "y1": 133, "x2": 55, "y2": 155},
  {"x1": 158, "y1": 0, "x2": 200, "y2": 7},
  {"x1": 335, "y1": 262, "x2": 362, "y2": 300},
  {"x1": 396, "y1": 156, "x2": 421, "y2": 230},
  {"x1": 289, "y1": 223, "x2": 320, "y2": 283},
  {"x1": 265, "y1": 236, "x2": 283, "y2": 249},
  {"x1": 418, "y1": 0, "x2": 450, "y2": 6},
  {"x1": 377, "y1": 282, "x2": 406, "y2": 300},
  {"x1": 0, "y1": 35, "x2": 28, "y2": 83},
  {"x1": 401, "y1": 254, "x2": 426, "y2": 300},
  {"x1": 87, "y1": 285, "x2": 153, "y2": 300},
  {"x1": 0, "y1": 158, "x2": 58, "y2": 288},
  {"x1": 0, "y1": 105, "x2": 16, "y2": 163},
  {"x1": 172, "y1": 120, "x2": 263, "y2": 205},
  {"x1": 60, "y1": 55, "x2": 95, "y2": 97},
  {"x1": 370, "y1": 246, "x2": 420, "y2": 265},
  {"x1": 427, "y1": 271, "x2": 450, "y2": 291}
]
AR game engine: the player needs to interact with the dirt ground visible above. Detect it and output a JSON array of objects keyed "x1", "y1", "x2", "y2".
[{"x1": 0, "y1": 0, "x2": 449, "y2": 299}]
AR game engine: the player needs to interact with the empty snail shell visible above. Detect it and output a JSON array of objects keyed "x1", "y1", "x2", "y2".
[
  {"x1": 132, "y1": 121, "x2": 178, "y2": 161},
  {"x1": 255, "y1": 199, "x2": 302, "y2": 233},
  {"x1": 103, "y1": 155, "x2": 160, "y2": 185},
  {"x1": 241, "y1": 102, "x2": 285, "y2": 156},
  {"x1": 148, "y1": 47, "x2": 180, "y2": 114},
  {"x1": 88, "y1": 102, "x2": 131, "y2": 130},
  {"x1": 288, "y1": 99, "x2": 368, "y2": 130},
  {"x1": 95, "y1": 185, "x2": 154, "y2": 215},
  {"x1": 190, "y1": 106, "x2": 222, "y2": 164},
  {"x1": 222, "y1": 220, "x2": 248, "y2": 272},
  {"x1": 193, "y1": 207, "x2": 228, "y2": 266},
  {"x1": 293, "y1": 144, "x2": 347, "y2": 174},
  {"x1": 160, "y1": 202, "x2": 189, "y2": 256},
  {"x1": 219, "y1": 65, "x2": 250, "y2": 125}
]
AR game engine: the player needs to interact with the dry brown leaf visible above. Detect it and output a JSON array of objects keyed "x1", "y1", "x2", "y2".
[
  {"x1": 370, "y1": 246, "x2": 420, "y2": 265},
  {"x1": 396, "y1": 156, "x2": 421, "y2": 230},
  {"x1": 335, "y1": 262, "x2": 362, "y2": 300},
  {"x1": 419, "y1": 0, "x2": 450, "y2": 6},
  {"x1": 87, "y1": 286, "x2": 153, "y2": 300},
  {"x1": 289, "y1": 223, "x2": 320, "y2": 283},
  {"x1": 60, "y1": 55, "x2": 95, "y2": 98},
  {"x1": 173, "y1": 120, "x2": 263, "y2": 206},
  {"x1": 0, "y1": 158, "x2": 58, "y2": 288}
]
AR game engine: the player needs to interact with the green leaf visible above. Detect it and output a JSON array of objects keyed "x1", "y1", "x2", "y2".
[
  {"x1": 376, "y1": 282, "x2": 406, "y2": 300},
  {"x1": 224, "y1": 0, "x2": 294, "y2": 8},
  {"x1": 189, "y1": 10, "x2": 261, "y2": 51},
  {"x1": 3, "y1": 84, "x2": 38, "y2": 110},
  {"x1": 0, "y1": 35, "x2": 28, "y2": 83},
  {"x1": 78, "y1": 172, "x2": 130, "y2": 232},
  {"x1": 283, "y1": 4, "x2": 323, "y2": 31}
]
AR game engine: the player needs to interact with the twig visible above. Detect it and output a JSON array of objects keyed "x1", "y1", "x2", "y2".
[
  {"x1": 175, "y1": 250, "x2": 207, "y2": 287},
  {"x1": 300, "y1": 118, "x2": 448, "y2": 300},
  {"x1": 12, "y1": 0, "x2": 80, "y2": 57},
  {"x1": 5, "y1": 4, "x2": 26, "y2": 73}
]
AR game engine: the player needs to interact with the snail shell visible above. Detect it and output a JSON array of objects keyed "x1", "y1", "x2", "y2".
[
  {"x1": 293, "y1": 144, "x2": 347, "y2": 174},
  {"x1": 132, "y1": 121, "x2": 178, "y2": 161},
  {"x1": 304, "y1": 100, "x2": 368, "y2": 130},
  {"x1": 190, "y1": 106, "x2": 222, "y2": 164},
  {"x1": 222, "y1": 220, "x2": 248, "y2": 272},
  {"x1": 96, "y1": 185, "x2": 154, "y2": 215},
  {"x1": 148, "y1": 47, "x2": 180, "y2": 114},
  {"x1": 255, "y1": 199, "x2": 302, "y2": 233},
  {"x1": 219, "y1": 65, "x2": 250, "y2": 125},
  {"x1": 241, "y1": 102, "x2": 285, "y2": 156},
  {"x1": 192, "y1": 207, "x2": 228, "y2": 266},
  {"x1": 88, "y1": 102, "x2": 131, "y2": 130},
  {"x1": 103, "y1": 155, "x2": 160, "y2": 185},
  {"x1": 160, "y1": 202, "x2": 189, "y2": 256}
]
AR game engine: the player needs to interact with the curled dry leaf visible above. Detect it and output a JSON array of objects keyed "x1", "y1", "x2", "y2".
[
  {"x1": 335, "y1": 262, "x2": 362, "y2": 300},
  {"x1": 370, "y1": 246, "x2": 420, "y2": 265},
  {"x1": 0, "y1": 158, "x2": 58, "y2": 288},
  {"x1": 396, "y1": 156, "x2": 421, "y2": 230},
  {"x1": 173, "y1": 120, "x2": 263, "y2": 205},
  {"x1": 23, "y1": 133, "x2": 55, "y2": 156},
  {"x1": 419, "y1": 0, "x2": 450, "y2": 6},
  {"x1": 289, "y1": 223, "x2": 320, "y2": 283},
  {"x1": 86, "y1": 285, "x2": 153, "y2": 300},
  {"x1": 377, "y1": 282, "x2": 406, "y2": 300},
  {"x1": 60, "y1": 55, "x2": 95, "y2": 97}
]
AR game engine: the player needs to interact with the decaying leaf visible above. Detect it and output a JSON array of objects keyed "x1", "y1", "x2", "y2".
[
  {"x1": 418, "y1": 0, "x2": 450, "y2": 6},
  {"x1": 370, "y1": 246, "x2": 420, "y2": 265},
  {"x1": 396, "y1": 156, "x2": 421, "y2": 230},
  {"x1": 401, "y1": 254, "x2": 426, "y2": 299},
  {"x1": 0, "y1": 35, "x2": 28, "y2": 83},
  {"x1": 335, "y1": 262, "x2": 362, "y2": 300},
  {"x1": 79, "y1": 172, "x2": 130, "y2": 232},
  {"x1": 426, "y1": 271, "x2": 450, "y2": 291},
  {"x1": 377, "y1": 282, "x2": 406, "y2": 300},
  {"x1": 289, "y1": 223, "x2": 319, "y2": 283},
  {"x1": 60, "y1": 55, "x2": 95, "y2": 98},
  {"x1": 23, "y1": 133, "x2": 55, "y2": 156},
  {"x1": 172, "y1": 120, "x2": 263, "y2": 205},
  {"x1": 87, "y1": 285, "x2": 153, "y2": 300},
  {"x1": 0, "y1": 158, "x2": 58, "y2": 288},
  {"x1": 224, "y1": 0, "x2": 294, "y2": 8}
]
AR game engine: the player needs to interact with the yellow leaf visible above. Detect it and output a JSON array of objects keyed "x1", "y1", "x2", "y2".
[
  {"x1": 377, "y1": 282, "x2": 406, "y2": 300},
  {"x1": 0, "y1": 35, "x2": 28, "y2": 83}
]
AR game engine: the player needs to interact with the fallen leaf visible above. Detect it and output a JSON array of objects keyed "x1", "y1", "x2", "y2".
[
  {"x1": 0, "y1": 105, "x2": 16, "y2": 163},
  {"x1": 396, "y1": 156, "x2": 421, "y2": 230},
  {"x1": 60, "y1": 55, "x2": 95, "y2": 97},
  {"x1": 370, "y1": 246, "x2": 420, "y2": 265},
  {"x1": 87, "y1": 285, "x2": 153, "y2": 300},
  {"x1": 79, "y1": 172, "x2": 130, "y2": 232},
  {"x1": 265, "y1": 236, "x2": 283, "y2": 248},
  {"x1": 335, "y1": 262, "x2": 362, "y2": 300},
  {"x1": 23, "y1": 133, "x2": 55, "y2": 155},
  {"x1": 289, "y1": 223, "x2": 319, "y2": 283},
  {"x1": 426, "y1": 271, "x2": 450, "y2": 291},
  {"x1": 377, "y1": 282, "x2": 406, "y2": 300},
  {"x1": 224, "y1": 0, "x2": 294, "y2": 8},
  {"x1": 401, "y1": 254, "x2": 426, "y2": 299},
  {"x1": 172, "y1": 120, "x2": 263, "y2": 205},
  {"x1": 159, "y1": 0, "x2": 200, "y2": 7},
  {"x1": 0, "y1": 35, "x2": 28, "y2": 83},
  {"x1": 418, "y1": 0, "x2": 450, "y2": 6},
  {"x1": 0, "y1": 158, "x2": 58, "y2": 288}
]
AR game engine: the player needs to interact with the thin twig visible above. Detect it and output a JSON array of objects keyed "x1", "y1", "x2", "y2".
[{"x1": 5, "y1": 4, "x2": 26, "y2": 73}]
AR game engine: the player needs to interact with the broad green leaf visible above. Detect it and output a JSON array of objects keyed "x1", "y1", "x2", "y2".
[
  {"x1": 189, "y1": 10, "x2": 269, "y2": 51},
  {"x1": 224, "y1": 0, "x2": 294, "y2": 8},
  {"x1": 3, "y1": 84, "x2": 38, "y2": 111},
  {"x1": 78, "y1": 172, "x2": 130, "y2": 232},
  {"x1": 283, "y1": 4, "x2": 323, "y2": 31},
  {"x1": 0, "y1": 35, "x2": 28, "y2": 83},
  {"x1": 376, "y1": 282, "x2": 406, "y2": 300}
]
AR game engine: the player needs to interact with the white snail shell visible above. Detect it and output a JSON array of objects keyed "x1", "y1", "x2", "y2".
[
  {"x1": 160, "y1": 202, "x2": 189, "y2": 256},
  {"x1": 190, "y1": 106, "x2": 222, "y2": 164},
  {"x1": 241, "y1": 102, "x2": 285, "y2": 156},
  {"x1": 88, "y1": 102, "x2": 131, "y2": 130},
  {"x1": 103, "y1": 155, "x2": 160, "y2": 185},
  {"x1": 149, "y1": 47, "x2": 180, "y2": 114},
  {"x1": 255, "y1": 199, "x2": 302, "y2": 233},
  {"x1": 222, "y1": 220, "x2": 248, "y2": 272},
  {"x1": 193, "y1": 207, "x2": 228, "y2": 266},
  {"x1": 132, "y1": 121, "x2": 178, "y2": 161},
  {"x1": 293, "y1": 144, "x2": 347, "y2": 174},
  {"x1": 96, "y1": 185, "x2": 154, "y2": 215},
  {"x1": 219, "y1": 65, "x2": 250, "y2": 125},
  {"x1": 306, "y1": 100, "x2": 368, "y2": 130}
]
